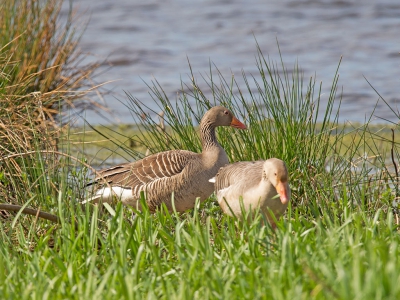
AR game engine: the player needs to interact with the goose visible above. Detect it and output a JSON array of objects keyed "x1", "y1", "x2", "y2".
[
  {"x1": 209, "y1": 158, "x2": 290, "y2": 226},
  {"x1": 84, "y1": 106, "x2": 246, "y2": 212}
]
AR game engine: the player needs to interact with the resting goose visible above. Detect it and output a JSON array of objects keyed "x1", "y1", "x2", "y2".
[
  {"x1": 85, "y1": 106, "x2": 246, "y2": 212},
  {"x1": 210, "y1": 158, "x2": 290, "y2": 226}
]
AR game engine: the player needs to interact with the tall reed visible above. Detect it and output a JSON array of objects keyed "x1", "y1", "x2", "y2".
[{"x1": 0, "y1": 0, "x2": 100, "y2": 129}]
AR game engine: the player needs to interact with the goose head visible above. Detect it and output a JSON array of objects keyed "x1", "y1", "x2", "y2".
[
  {"x1": 263, "y1": 158, "x2": 291, "y2": 205},
  {"x1": 201, "y1": 106, "x2": 247, "y2": 129}
]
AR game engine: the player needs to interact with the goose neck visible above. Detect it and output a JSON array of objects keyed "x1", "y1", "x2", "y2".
[{"x1": 200, "y1": 121, "x2": 219, "y2": 150}]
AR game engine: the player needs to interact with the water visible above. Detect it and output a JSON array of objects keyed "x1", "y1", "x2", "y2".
[{"x1": 64, "y1": 0, "x2": 400, "y2": 125}]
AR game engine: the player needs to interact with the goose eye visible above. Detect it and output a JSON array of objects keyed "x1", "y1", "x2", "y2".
[
  {"x1": 223, "y1": 110, "x2": 229, "y2": 115},
  {"x1": 274, "y1": 173, "x2": 277, "y2": 176}
]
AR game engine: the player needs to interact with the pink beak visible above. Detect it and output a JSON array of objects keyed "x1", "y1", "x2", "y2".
[{"x1": 276, "y1": 181, "x2": 290, "y2": 205}]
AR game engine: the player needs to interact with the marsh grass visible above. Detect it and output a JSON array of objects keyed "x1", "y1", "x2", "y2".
[
  {"x1": 0, "y1": 0, "x2": 99, "y2": 102},
  {"x1": 0, "y1": 0, "x2": 101, "y2": 156},
  {"x1": 1, "y1": 42, "x2": 400, "y2": 299}
]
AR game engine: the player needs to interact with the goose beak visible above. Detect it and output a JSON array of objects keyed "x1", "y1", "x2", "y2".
[
  {"x1": 276, "y1": 181, "x2": 290, "y2": 205},
  {"x1": 230, "y1": 117, "x2": 247, "y2": 129}
]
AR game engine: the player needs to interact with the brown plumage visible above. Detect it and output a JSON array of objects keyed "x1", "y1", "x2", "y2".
[
  {"x1": 84, "y1": 106, "x2": 246, "y2": 212},
  {"x1": 210, "y1": 158, "x2": 291, "y2": 226}
]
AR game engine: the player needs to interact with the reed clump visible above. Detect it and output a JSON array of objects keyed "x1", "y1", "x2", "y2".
[
  {"x1": 0, "y1": 0, "x2": 100, "y2": 224},
  {"x1": 0, "y1": 0, "x2": 100, "y2": 152}
]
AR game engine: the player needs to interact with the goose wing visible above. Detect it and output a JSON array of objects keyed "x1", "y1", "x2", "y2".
[
  {"x1": 92, "y1": 150, "x2": 196, "y2": 189},
  {"x1": 213, "y1": 161, "x2": 264, "y2": 192}
]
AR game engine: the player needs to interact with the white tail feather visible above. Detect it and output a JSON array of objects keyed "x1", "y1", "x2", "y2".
[
  {"x1": 81, "y1": 194, "x2": 102, "y2": 205},
  {"x1": 82, "y1": 187, "x2": 133, "y2": 204}
]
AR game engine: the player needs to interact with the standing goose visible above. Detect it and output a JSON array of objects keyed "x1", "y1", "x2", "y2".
[
  {"x1": 85, "y1": 106, "x2": 246, "y2": 212},
  {"x1": 210, "y1": 158, "x2": 290, "y2": 226}
]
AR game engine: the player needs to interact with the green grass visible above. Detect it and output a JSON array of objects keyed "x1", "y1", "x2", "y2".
[
  {"x1": 1, "y1": 197, "x2": 400, "y2": 299},
  {"x1": 2, "y1": 35, "x2": 400, "y2": 299}
]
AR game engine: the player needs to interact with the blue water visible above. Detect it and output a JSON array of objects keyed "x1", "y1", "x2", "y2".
[{"x1": 65, "y1": 0, "x2": 400, "y2": 124}]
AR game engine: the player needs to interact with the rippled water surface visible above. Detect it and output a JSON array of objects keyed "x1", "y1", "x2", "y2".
[{"x1": 65, "y1": 0, "x2": 400, "y2": 124}]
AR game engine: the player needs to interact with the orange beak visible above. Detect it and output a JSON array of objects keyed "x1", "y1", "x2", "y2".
[
  {"x1": 230, "y1": 117, "x2": 247, "y2": 129},
  {"x1": 276, "y1": 181, "x2": 290, "y2": 205}
]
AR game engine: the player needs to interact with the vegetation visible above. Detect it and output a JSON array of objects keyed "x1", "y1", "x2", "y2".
[
  {"x1": 1, "y1": 1, "x2": 400, "y2": 299},
  {"x1": 0, "y1": 0, "x2": 100, "y2": 155}
]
